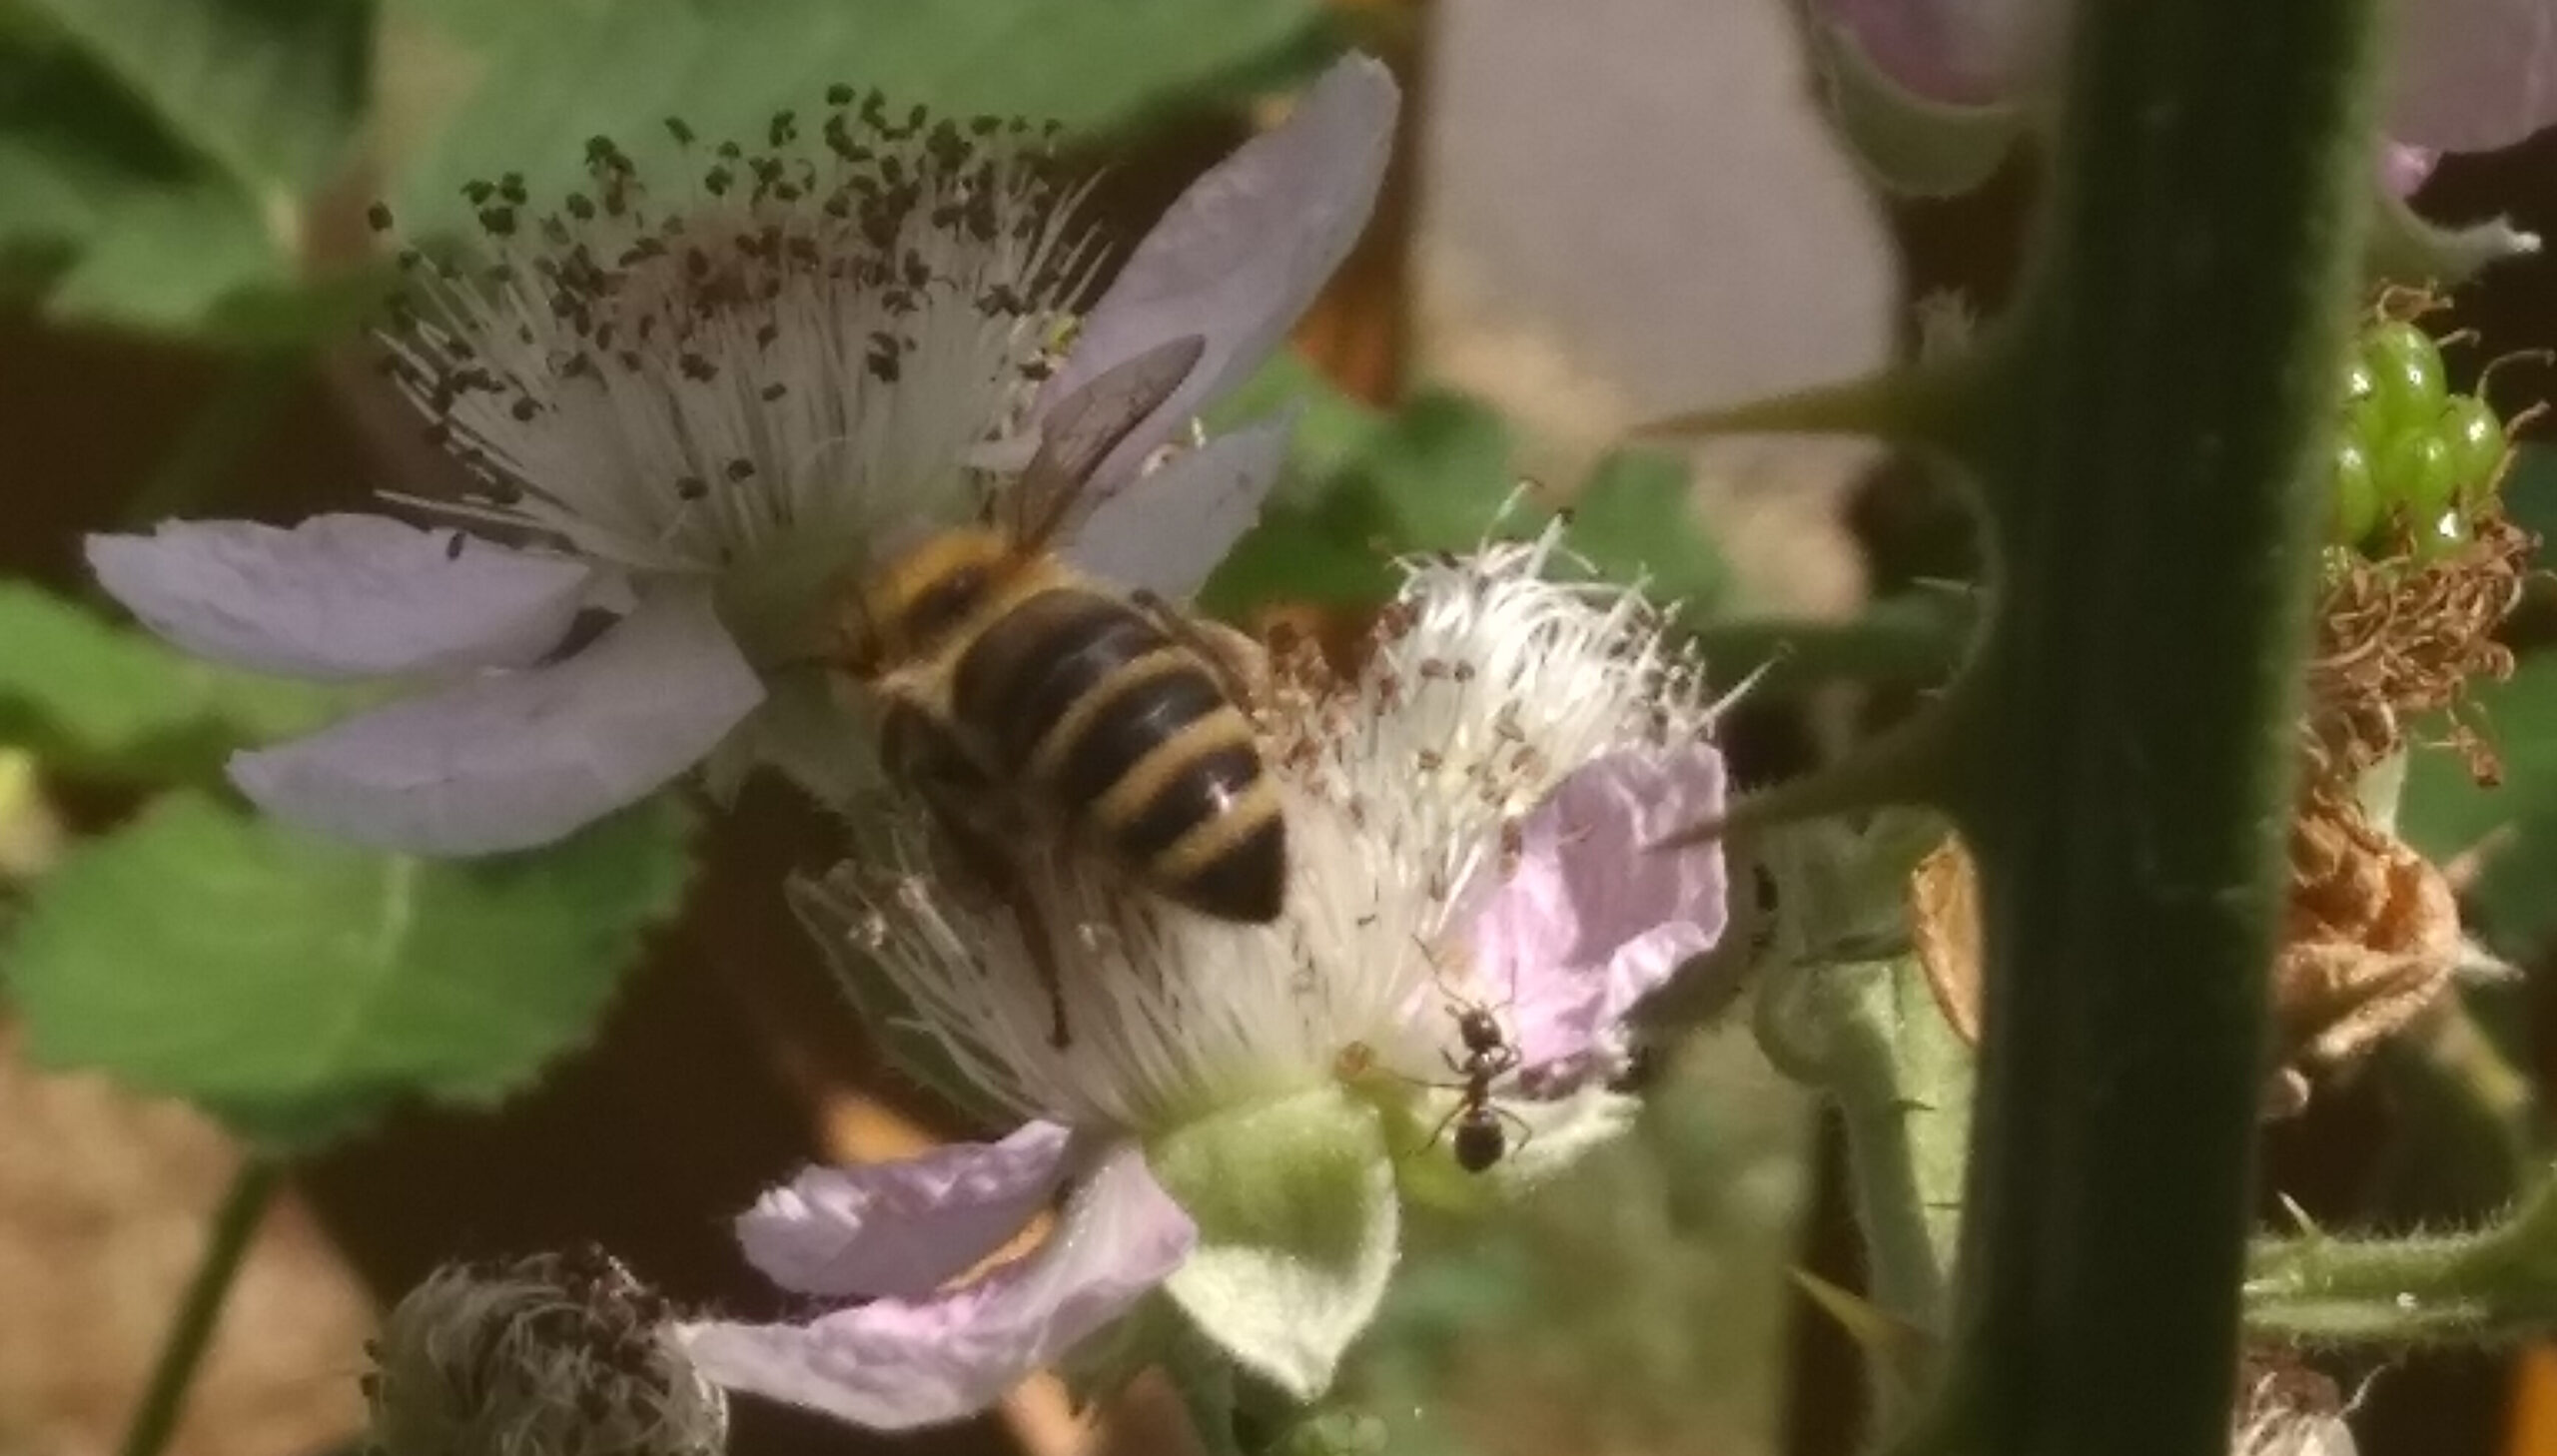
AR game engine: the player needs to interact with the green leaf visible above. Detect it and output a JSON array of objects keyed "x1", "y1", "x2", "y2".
[
  {"x1": 1197, "y1": 382, "x2": 1523, "y2": 618},
  {"x1": 1195, "y1": 503, "x2": 1396, "y2": 620},
  {"x1": 2, "y1": 791, "x2": 695, "y2": 1148},
  {"x1": 391, "y1": 0, "x2": 1335, "y2": 237},
  {"x1": 1559, "y1": 446, "x2": 1727, "y2": 613},
  {"x1": 0, "y1": 579, "x2": 350, "y2": 783},
  {"x1": 1205, "y1": 349, "x2": 1387, "y2": 502},
  {"x1": 35, "y1": 177, "x2": 291, "y2": 331},
  {"x1": 1155, "y1": 1086, "x2": 1400, "y2": 1400},
  {"x1": 0, "y1": 30, "x2": 197, "y2": 254},
  {"x1": 19, "y1": 0, "x2": 371, "y2": 194},
  {"x1": 0, "y1": 0, "x2": 378, "y2": 340},
  {"x1": 1346, "y1": 389, "x2": 1527, "y2": 552},
  {"x1": 2401, "y1": 651, "x2": 2557, "y2": 952}
]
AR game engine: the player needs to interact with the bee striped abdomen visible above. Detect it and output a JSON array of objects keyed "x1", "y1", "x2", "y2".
[{"x1": 950, "y1": 586, "x2": 1287, "y2": 923}]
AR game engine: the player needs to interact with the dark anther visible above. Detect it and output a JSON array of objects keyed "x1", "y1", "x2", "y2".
[
  {"x1": 365, "y1": 202, "x2": 395, "y2": 232},
  {"x1": 724, "y1": 458, "x2": 755, "y2": 482},
  {"x1": 666, "y1": 116, "x2": 696, "y2": 146}
]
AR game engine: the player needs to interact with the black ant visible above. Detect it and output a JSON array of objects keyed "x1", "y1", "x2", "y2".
[{"x1": 1426, "y1": 997, "x2": 1533, "y2": 1173}]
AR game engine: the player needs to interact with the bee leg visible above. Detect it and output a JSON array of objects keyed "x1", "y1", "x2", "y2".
[
  {"x1": 882, "y1": 702, "x2": 1076, "y2": 1048},
  {"x1": 1131, "y1": 588, "x2": 1272, "y2": 710},
  {"x1": 916, "y1": 789, "x2": 1075, "y2": 1048}
]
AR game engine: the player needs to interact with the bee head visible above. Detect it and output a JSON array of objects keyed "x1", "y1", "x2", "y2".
[{"x1": 839, "y1": 527, "x2": 1017, "y2": 675}]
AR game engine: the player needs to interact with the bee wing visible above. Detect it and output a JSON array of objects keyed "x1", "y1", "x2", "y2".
[
  {"x1": 1014, "y1": 334, "x2": 1207, "y2": 548},
  {"x1": 1064, "y1": 410, "x2": 1294, "y2": 603}
]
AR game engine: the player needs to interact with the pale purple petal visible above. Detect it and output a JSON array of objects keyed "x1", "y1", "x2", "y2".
[
  {"x1": 2379, "y1": 141, "x2": 2442, "y2": 198},
  {"x1": 737, "y1": 1122, "x2": 1073, "y2": 1300},
  {"x1": 1813, "y1": 0, "x2": 2039, "y2": 106},
  {"x1": 228, "y1": 587, "x2": 760, "y2": 854},
  {"x1": 1461, "y1": 745, "x2": 1729, "y2": 1080},
  {"x1": 2385, "y1": 0, "x2": 2557, "y2": 154},
  {"x1": 1064, "y1": 415, "x2": 1294, "y2": 602},
  {"x1": 85, "y1": 515, "x2": 592, "y2": 680},
  {"x1": 1038, "y1": 54, "x2": 1397, "y2": 486},
  {"x1": 679, "y1": 1143, "x2": 1194, "y2": 1432}
]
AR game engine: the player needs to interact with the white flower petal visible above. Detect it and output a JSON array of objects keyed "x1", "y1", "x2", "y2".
[
  {"x1": 737, "y1": 1122, "x2": 1074, "y2": 1300},
  {"x1": 1064, "y1": 415, "x2": 1294, "y2": 602},
  {"x1": 679, "y1": 1142, "x2": 1192, "y2": 1431},
  {"x1": 86, "y1": 515, "x2": 593, "y2": 680},
  {"x1": 228, "y1": 588, "x2": 760, "y2": 854},
  {"x1": 2386, "y1": 0, "x2": 2557, "y2": 153},
  {"x1": 1040, "y1": 54, "x2": 1397, "y2": 485}
]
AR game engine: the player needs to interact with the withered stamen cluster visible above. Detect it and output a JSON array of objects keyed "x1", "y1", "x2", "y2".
[
  {"x1": 365, "y1": 1247, "x2": 722, "y2": 1456},
  {"x1": 2305, "y1": 512, "x2": 2532, "y2": 789}
]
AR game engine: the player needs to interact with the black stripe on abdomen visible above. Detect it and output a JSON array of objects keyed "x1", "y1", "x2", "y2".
[
  {"x1": 951, "y1": 588, "x2": 1165, "y2": 772},
  {"x1": 1051, "y1": 667, "x2": 1232, "y2": 820},
  {"x1": 1111, "y1": 741, "x2": 1262, "y2": 863}
]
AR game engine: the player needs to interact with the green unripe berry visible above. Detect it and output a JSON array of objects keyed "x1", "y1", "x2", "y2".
[
  {"x1": 2379, "y1": 428, "x2": 2461, "y2": 520},
  {"x1": 2414, "y1": 504, "x2": 2474, "y2": 559},
  {"x1": 2359, "y1": 321, "x2": 2450, "y2": 439},
  {"x1": 2340, "y1": 352, "x2": 2378, "y2": 410},
  {"x1": 2331, "y1": 437, "x2": 2380, "y2": 546},
  {"x1": 2440, "y1": 392, "x2": 2507, "y2": 504}
]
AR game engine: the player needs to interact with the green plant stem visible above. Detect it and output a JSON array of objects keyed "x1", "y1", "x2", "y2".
[
  {"x1": 2244, "y1": 1164, "x2": 2557, "y2": 1346},
  {"x1": 117, "y1": 1158, "x2": 283, "y2": 1456},
  {"x1": 1753, "y1": 952, "x2": 1972, "y2": 1429},
  {"x1": 1932, "y1": 2, "x2": 2383, "y2": 1454}
]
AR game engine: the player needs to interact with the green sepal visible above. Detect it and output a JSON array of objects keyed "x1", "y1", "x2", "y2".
[
  {"x1": 1806, "y1": 17, "x2": 2024, "y2": 198},
  {"x1": 1152, "y1": 1086, "x2": 1400, "y2": 1400}
]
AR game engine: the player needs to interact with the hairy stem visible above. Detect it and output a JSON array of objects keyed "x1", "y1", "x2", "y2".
[
  {"x1": 117, "y1": 1158, "x2": 282, "y2": 1456},
  {"x1": 2245, "y1": 1165, "x2": 2557, "y2": 1347},
  {"x1": 1932, "y1": 2, "x2": 2384, "y2": 1453}
]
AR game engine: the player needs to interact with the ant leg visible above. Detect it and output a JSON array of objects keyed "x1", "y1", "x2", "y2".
[
  {"x1": 1415, "y1": 1096, "x2": 1466, "y2": 1157},
  {"x1": 1496, "y1": 1104, "x2": 1536, "y2": 1161}
]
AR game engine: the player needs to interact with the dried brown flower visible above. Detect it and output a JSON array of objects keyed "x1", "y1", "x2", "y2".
[
  {"x1": 1907, "y1": 798, "x2": 2465, "y2": 1120},
  {"x1": 2306, "y1": 513, "x2": 2532, "y2": 786}
]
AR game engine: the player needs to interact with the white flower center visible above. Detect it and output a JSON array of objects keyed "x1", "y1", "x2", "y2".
[
  {"x1": 800, "y1": 524, "x2": 1709, "y2": 1135},
  {"x1": 374, "y1": 98, "x2": 1100, "y2": 650}
]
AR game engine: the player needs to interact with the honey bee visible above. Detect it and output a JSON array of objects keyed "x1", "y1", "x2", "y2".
[{"x1": 834, "y1": 335, "x2": 1287, "y2": 1039}]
